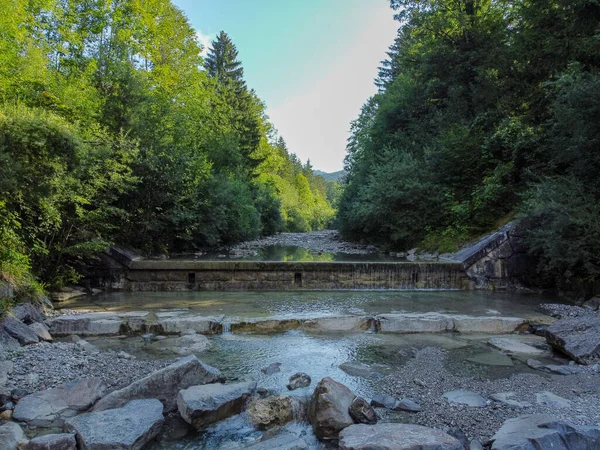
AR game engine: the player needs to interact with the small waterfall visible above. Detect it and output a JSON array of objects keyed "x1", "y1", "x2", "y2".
[{"x1": 222, "y1": 320, "x2": 232, "y2": 335}]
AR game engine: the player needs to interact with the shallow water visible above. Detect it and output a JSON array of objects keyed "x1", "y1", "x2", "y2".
[{"x1": 63, "y1": 290, "x2": 555, "y2": 321}]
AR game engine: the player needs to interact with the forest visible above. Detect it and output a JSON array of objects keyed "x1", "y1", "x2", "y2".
[
  {"x1": 338, "y1": 0, "x2": 600, "y2": 293},
  {"x1": 0, "y1": 0, "x2": 338, "y2": 292}
]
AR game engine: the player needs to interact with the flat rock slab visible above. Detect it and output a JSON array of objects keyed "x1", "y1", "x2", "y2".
[
  {"x1": 340, "y1": 362, "x2": 380, "y2": 378},
  {"x1": 19, "y1": 433, "x2": 77, "y2": 450},
  {"x1": 2, "y1": 316, "x2": 39, "y2": 345},
  {"x1": 245, "y1": 432, "x2": 310, "y2": 450},
  {"x1": 93, "y1": 355, "x2": 224, "y2": 412},
  {"x1": 489, "y1": 392, "x2": 532, "y2": 409},
  {"x1": 443, "y1": 390, "x2": 486, "y2": 408},
  {"x1": 13, "y1": 378, "x2": 106, "y2": 427},
  {"x1": 491, "y1": 414, "x2": 600, "y2": 449},
  {"x1": 0, "y1": 421, "x2": 25, "y2": 450},
  {"x1": 488, "y1": 337, "x2": 544, "y2": 355},
  {"x1": 546, "y1": 315, "x2": 600, "y2": 364},
  {"x1": 467, "y1": 352, "x2": 514, "y2": 367},
  {"x1": 378, "y1": 313, "x2": 524, "y2": 334},
  {"x1": 65, "y1": 399, "x2": 164, "y2": 450},
  {"x1": 339, "y1": 423, "x2": 463, "y2": 450},
  {"x1": 151, "y1": 315, "x2": 222, "y2": 335},
  {"x1": 535, "y1": 391, "x2": 571, "y2": 409},
  {"x1": 47, "y1": 313, "x2": 125, "y2": 336},
  {"x1": 178, "y1": 381, "x2": 256, "y2": 429}
]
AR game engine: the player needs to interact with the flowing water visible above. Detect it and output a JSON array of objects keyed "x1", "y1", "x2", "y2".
[{"x1": 63, "y1": 289, "x2": 567, "y2": 449}]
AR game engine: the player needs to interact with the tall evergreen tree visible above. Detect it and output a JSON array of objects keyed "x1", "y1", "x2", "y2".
[{"x1": 204, "y1": 30, "x2": 246, "y2": 91}]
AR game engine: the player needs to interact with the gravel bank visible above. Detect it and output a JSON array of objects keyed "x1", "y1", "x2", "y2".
[
  {"x1": 231, "y1": 230, "x2": 376, "y2": 255},
  {"x1": 384, "y1": 347, "x2": 600, "y2": 445},
  {"x1": 4, "y1": 341, "x2": 172, "y2": 394},
  {"x1": 540, "y1": 302, "x2": 599, "y2": 319}
]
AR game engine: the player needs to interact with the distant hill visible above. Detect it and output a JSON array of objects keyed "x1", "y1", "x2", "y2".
[{"x1": 314, "y1": 170, "x2": 345, "y2": 182}]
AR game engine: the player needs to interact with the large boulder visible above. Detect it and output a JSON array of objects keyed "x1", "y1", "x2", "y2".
[
  {"x1": 491, "y1": 414, "x2": 600, "y2": 449},
  {"x1": 546, "y1": 315, "x2": 600, "y2": 364},
  {"x1": 13, "y1": 302, "x2": 45, "y2": 324},
  {"x1": 0, "y1": 421, "x2": 25, "y2": 450},
  {"x1": 93, "y1": 355, "x2": 224, "y2": 412},
  {"x1": 177, "y1": 381, "x2": 256, "y2": 429},
  {"x1": 18, "y1": 433, "x2": 77, "y2": 450},
  {"x1": 308, "y1": 377, "x2": 355, "y2": 440},
  {"x1": 247, "y1": 395, "x2": 298, "y2": 428},
  {"x1": 339, "y1": 423, "x2": 463, "y2": 450},
  {"x1": 65, "y1": 399, "x2": 164, "y2": 450},
  {"x1": 29, "y1": 322, "x2": 52, "y2": 341},
  {"x1": 13, "y1": 378, "x2": 106, "y2": 427},
  {"x1": 0, "y1": 327, "x2": 21, "y2": 354},
  {"x1": 2, "y1": 316, "x2": 39, "y2": 345},
  {"x1": 169, "y1": 333, "x2": 212, "y2": 355}
]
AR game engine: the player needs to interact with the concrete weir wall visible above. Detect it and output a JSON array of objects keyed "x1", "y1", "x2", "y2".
[{"x1": 101, "y1": 248, "x2": 469, "y2": 291}]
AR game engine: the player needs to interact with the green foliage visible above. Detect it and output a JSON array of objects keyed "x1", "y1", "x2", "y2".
[
  {"x1": 0, "y1": 0, "x2": 336, "y2": 289},
  {"x1": 339, "y1": 0, "x2": 600, "y2": 290}
]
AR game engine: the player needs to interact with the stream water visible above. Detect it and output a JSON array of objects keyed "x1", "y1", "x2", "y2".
[{"x1": 61, "y1": 290, "x2": 565, "y2": 449}]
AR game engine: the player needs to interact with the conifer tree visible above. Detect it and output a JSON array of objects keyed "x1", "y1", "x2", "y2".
[{"x1": 204, "y1": 30, "x2": 246, "y2": 91}]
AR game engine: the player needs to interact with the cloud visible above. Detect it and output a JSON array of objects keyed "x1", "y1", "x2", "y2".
[{"x1": 196, "y1": 30, "x2": 214, "y2": 57}]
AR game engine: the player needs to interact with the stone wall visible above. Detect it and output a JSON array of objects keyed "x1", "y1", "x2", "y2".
[{"x1": 447, "y1": 222, "x2": 532, "y2": 290}]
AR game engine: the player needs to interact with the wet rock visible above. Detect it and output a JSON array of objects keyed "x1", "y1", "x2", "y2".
[
  {"x1": 247, "y1": 395, "x2": 296, "y2": 428},
  {"x1": 151, "y1": 314, "x2": 222, "y2": 335},
  {"x1": 339, "y1": 423, "x2": 463, "y2": 450},
  {"x1": 308, "y1": 377, "x2": 355, "y2": 439},
  {"x1": 287, "y1": 372, "x2": 311, "y2": 390},
  {"x1": 28, "y1": 322, "x2": 52, "y2": 341},
  {"x1": 339, "y1": 362, "x2": 380, "y2": 378},
  {"x1": 13, "y1": 377, "x2": 106, "y2": 427},
  {"x1": 245, "y1": 432, "x2": 310, "y2": 450},
  {"x1": 535, "y1": 391, "x2": 571, "y2": 409},
  {"x1": 489, "y1": 392, "x2": 532, "y2": 409},
  {"x1": 488, "y1": 337, "x2": 544, "y2": 355},
  {"x1": 2, "y1": 316, "x2": 39, "y2": 345},
  {"x1": 546, "y1": 315, "x2": 600, "y2": 364},
  {"x1": 348, "y1": 397, "x2": 377, "y2": 425},
  {"x1": 65, "y1": 399, "x2": 164, "y2": 450},
  {"x1": 0, "y1": 421, "x2": 25, "y2": 450},
  {"x1": 18, "y1": 433, "x2": 77, "y2": 450},
  {"x1": 169, "y1": 333, "x2": 212, "y2": 355},
  {"x1": 13, "y1": 302, "x2": 45, "y2": 324},
  {"x1": 261, "y1": 362, "x2": 282, "y2": 375},
  {"x1": 177, "y1": 381, "x2": 256, "y2": 429},
  {"x1": 443, "y1": 390, "x2": 487, "y2": 408},
  {"x1": 93, "y1": 355, "x2": 224, "y2": 412},
  {"x1": 302, "y1": 316, "x2": 371, "y2": 333},
  {"x1": 491, "y1": 414, "x2": 600, "y2": 449},
  {"x1": 466, "y1": 352, "x2": 514, "y2": 367}
]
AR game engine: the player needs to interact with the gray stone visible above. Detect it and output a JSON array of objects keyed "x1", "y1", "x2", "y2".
[
  {"x1": 488, "y1": 337, "x2": 544, "y2": 355},
  {"x1": 13, "y1": 378, "x2": 106, "y2": 427},
  {"x1": 0, "y1": 421, "x2": 25, "y2": 450},
  {"x1": 28, "y1": 322, "x2": 52, "y2": 341},
  {"x1": 177, "y1": 381, "x2": 256, "y2": 429},
  {"x1": 443, "y1": 390, "x2": 486, "y2": 408},
  {"x1": 157, "y1": 414, "x2": 190, "y2": 442},
  {"x1": 19, "y1": 433, "x2": 77, "y2": 450},
  {"x1": 378, "y1": 313, "x2": 524, "y2": 334},
  {"x1": 65, "y1": 399, "x2": 164, "y2": 450},
  {"x1": 535, "y1": 391, "x2": 571, "y2": 409},
  {"x1": 394, "y1": 398, "x2": 422, "y2": 412},
  {"x1": 491, "y1": 414, "x2": 600, "y2": 450},
  {"x1": 583, "y1": 296, "x2": 600, "y2": 311},
  {"x1": 370, "y1": 394, "x2": 397, "y2": 410},
  {"x1": 93, "y1": 355, "x2": 224, "y2": 412},
  {"x1": 169, "y1": 333, "x2": 212, "y2": 355},
  {"x1": 339, "y1": 362, "x2": 380, "y2": 378},
  {"x1": 544, "y1": 364, "x2": 583, "y2": 375},
  {"x1": 47, "y1": 312, "x2": 149, "y2": 337},
  {"x1": 247, "y1": 395, "x2": 296, "y2": 428},
  {"x1": 348, "y1": 396, "x2": 377, "y2": 425},
  {"x1": 470, "y1": 439, "x2": 484, "y2": 450},
  {"x1": 2, "y1": 316, "x2": 39, "y2": 345},
  {"x1": 339, "y1": 423, "x2": 463, "y2": 450},
  {"x1": 261, "y1": 362, "x2": 282, "y2": 375},
  {"x1": 245, "y1": 433, "x2": 310, "y2": 450},
  {"x1": 76, "y1": 340, "x2": 100, "y2": 354},
  {"x1": 13, "y1": 302, "x2": 44, "y2": 324},
  {"x1": 546, "y1": 315, "x2": 600, "y2": 364},
  {"x1": 152, "y1": 314, "x2": 222, "y2": 335},
  {"x1": 0, "y1": 360, "x2": 14, "y2": 385},
  {"x1": 308, "y1": 377, "x2": 355, "y2": 439},
  {"x1": 286, "y1": 372, "x2": 311, "y2": 390},
  {"x1": 489, "y1": 392, "x2": 532, "y2": 409},
  {"x1": 0, "y1": 327, "x2": 20, "y2": 354}
]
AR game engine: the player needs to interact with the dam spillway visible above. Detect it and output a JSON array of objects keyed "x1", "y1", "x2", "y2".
[{"x1": 101, "y1": 248, "x2": 470, "y2": 291}]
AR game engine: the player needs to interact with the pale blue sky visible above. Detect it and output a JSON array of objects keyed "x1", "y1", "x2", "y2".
[{"x1": 173, "y1": 0, "x2": 398, "y2": 172}]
